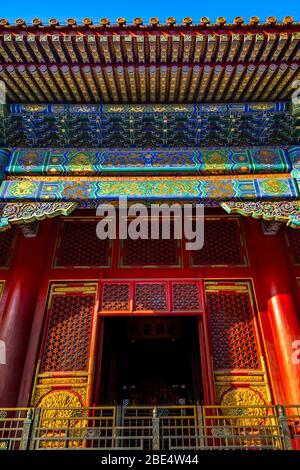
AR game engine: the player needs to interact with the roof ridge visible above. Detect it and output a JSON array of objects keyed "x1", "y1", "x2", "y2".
[{"x1": 0, "y1": 16, "x2": 299, "y2": 30}]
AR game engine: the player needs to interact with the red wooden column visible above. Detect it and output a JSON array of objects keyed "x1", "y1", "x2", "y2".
[
  {"x1": 0, "y1": 221, "x2": 51, "y2": 407},
  {"x1": 247, "y1": 218, "x2": 300, "y2": 404}
]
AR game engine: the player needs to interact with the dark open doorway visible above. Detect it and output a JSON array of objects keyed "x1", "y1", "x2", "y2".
[{"x1": 96, "y1": 316, "x2": 203, "y2": 406}]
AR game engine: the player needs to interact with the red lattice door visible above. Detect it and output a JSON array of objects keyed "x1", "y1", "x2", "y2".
[
  {"x1": 96, "y1": 279, "x2": 207, "y2": 406},
  {"x1": 31, "y1": 282, "x2": 98, "y2": 408},
  {"x1": 205, "y1": 281, "x2": 272, "y2": 407}
]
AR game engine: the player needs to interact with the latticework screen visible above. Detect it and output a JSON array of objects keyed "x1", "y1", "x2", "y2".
[
  {"x1": 54, "y1": 218, "x2": 111, "y2": 268},
  {"x1": 102, "y1": 283, "x2": 130, "y2": 311},
  {"x1": 41, "y1": 291, "x2": 95, "y2": 372},
  {"x1": 191, "y1": 217, "x2": 247, "y2": 266},
  {"x1": 135, "y1": 283, "x2": 168, "y2": 311},
  {"x1": 172, "y1": 283, "x2": 201, "y2": 311},
  {"x1": 206, "y1": 285, "x2": 259, "y2": 370},
  {"x1": 120, "y1": 218, "x2": 181, "y2": 267},
  {"x1": 120, "y1": 238, "x2": 181, "y2": 267},
  {"x1": 100, "y1": 280, "x2": 203, "y2": 313}
]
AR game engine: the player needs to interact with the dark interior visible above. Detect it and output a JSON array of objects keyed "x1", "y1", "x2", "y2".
[{"x1": 97, "y1": 316, "x2": 203, "y2": 406}]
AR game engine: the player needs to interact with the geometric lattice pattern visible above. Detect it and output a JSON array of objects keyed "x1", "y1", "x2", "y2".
[
  {"x1": 101, "y1": 283, "x2": 130, "y2": 311},
  {"x1": 54, "y1": 219, "x2": 111, "y2": 267},
  {"x1": 206, "y1": 289, "x2": 259, "y2": 370},
  {"x1": 172, "y1": 283, "x2": 200, "y2": 311},
  {"x1": 191, "y1": 218, "x2": 247, "y2": 266},
  {"x1": 135, "y1": 283, "x2": 168, "y2": 311},
  {"x1": 0, "y1": 228, "x2": 15, "y2": 268},
  {"x1": 121, "y1": 238, "x2": 180, "y2": 267},
  {"x1": 100, "y1": 280, "x2": 204, "y2": 313},
  {"x1": 41, "y1": 294, "x2": 94, "y2": 372},
  {"x1": 286, "y1": 228, "x2": 300, "y2": 264}
]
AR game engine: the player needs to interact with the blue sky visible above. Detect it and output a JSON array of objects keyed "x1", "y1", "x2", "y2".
[{"x1": 1, "y1": 0, "x2": 299, "y2": 23}]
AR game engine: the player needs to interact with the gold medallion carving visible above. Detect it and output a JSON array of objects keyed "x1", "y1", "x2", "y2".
[
  {"x1": 220, "y1": 387, "x2": 267, "y2": 426},
  {"x1": 37, "y1": 390, "x2": 86, "y2": 448}
]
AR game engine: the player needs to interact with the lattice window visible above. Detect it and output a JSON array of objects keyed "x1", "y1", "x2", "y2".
[
  {"x1": 134, "y1": 283, "x2": 168, "y2": 311},
  {"x1": 0, "y1": 229, "x2": 15, "y2": 268},
  {"x1": 191, "y1": 217, "x2": 247, "y2": 266},
  {"x1": 206, "y1": 287, "x2": 259, "y2": 370},
  {"x1": 286, "y1": 228, "x2": 300, "y2": 264},
  {"x1": 172, "y1": 283, "x2": 200, "y2": 311},
  {"x1": 100, "y1": 281, "x2": 203, "y2": 313},
  {"x1": 41, "y1": 293, "x2": 94, "y2": 372},
  {"x1": 101, "y1": 283, "x2": 130, "y2": 311},
  {"x1": 54, "y1": 219, "x2": 111, "y2": 267},
  {"x1": 120, "y1": 220, "x2": 181, "y2": 267},
  {"x1": 121, "y1": 238, "x2": 180, "y2": 267}
]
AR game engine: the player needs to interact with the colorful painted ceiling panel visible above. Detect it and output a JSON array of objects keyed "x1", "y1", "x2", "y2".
[
  {"x1": 1, "y1": 102, "x2": 297, "y2": 147},
  {"x1": 5, "y1": 147, "x2": 294, "y2": 176}
]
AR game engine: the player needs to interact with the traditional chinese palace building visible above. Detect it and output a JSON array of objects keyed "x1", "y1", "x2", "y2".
[{"x1": 0, "y1": 15, "x2": 300, "y2": 450}]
